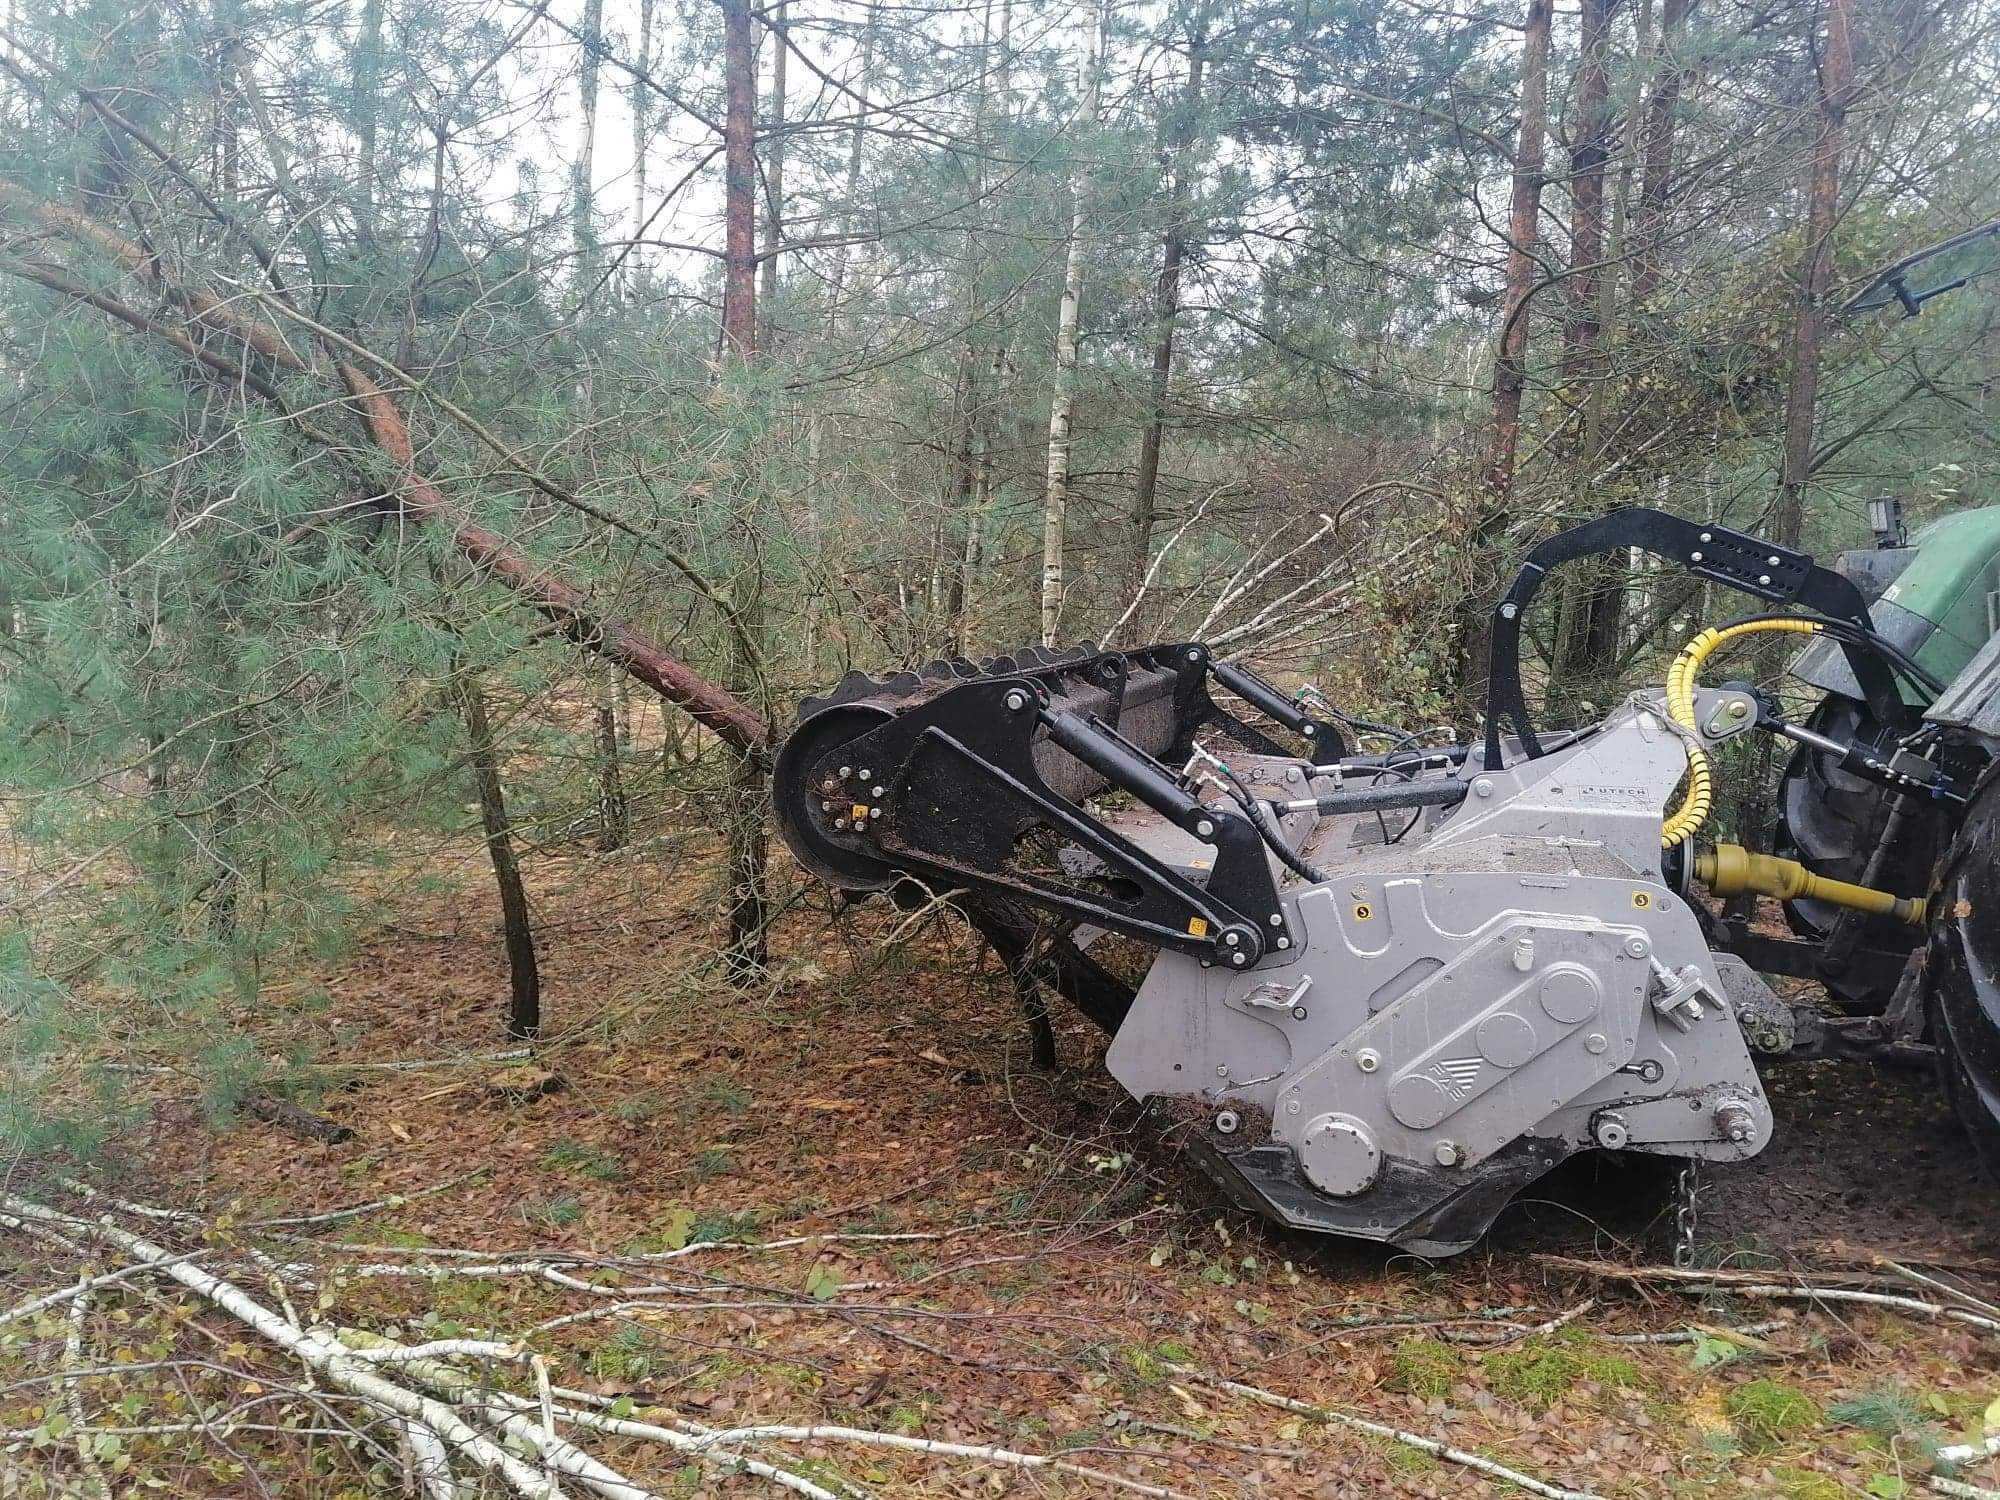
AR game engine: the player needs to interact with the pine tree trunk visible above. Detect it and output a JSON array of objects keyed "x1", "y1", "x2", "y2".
[
  {"x1": 1632, "y1": 0, "x2": 1693, "y2": 305},
  {"x1": 574, "y1": 0, "x2": 624, "y2": 853},
  {"x1": 1455, "y1": 0, "x2": 1554, "y2": 717},
  {"x1": 1127, "y1": 18, "x2": 1208, "y2": 608},
  {"x1": 456, "y1": 673, "x2": 542, "y2": 1041},
  {"x1": 593, "y1": 677, "x2": 629, "y2": 852},
  {"x1": 826, "y1": 10, "x2": 876, "y2": 333},
  {"x1": 759, "y1": 3, "x2": 787, "y2": 354},
  {"x1": 720, "y1": 0, "x2": 770, "y2": 980},
  {"x1": 351, "y1": 0, "x2": 386, "y2": 241},
  {"x1": 1774, "y1": 0, "x2": 1855, "y2": 547},
  {"x1": 722, "y1": 0, "x2": 759, "y2": 361},
  {"x1": 1567, "y1": 0, "x2": 1657, "y2": 683},
  {"x1": 1551, "y1": 0, "x2": 1619, "y2": 693}
]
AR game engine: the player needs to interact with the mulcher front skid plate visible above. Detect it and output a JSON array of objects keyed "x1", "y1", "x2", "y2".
[{"x1": 772, "y1": 632, "x2": 1784, "y2": 1256}]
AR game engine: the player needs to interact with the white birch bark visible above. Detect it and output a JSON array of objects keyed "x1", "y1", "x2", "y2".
[{"x1": 1039, "y1": 0, "x2": 1106, "y2": 646}]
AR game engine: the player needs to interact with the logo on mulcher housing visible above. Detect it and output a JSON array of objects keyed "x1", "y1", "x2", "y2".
[{"x1": 1428, "y1": 1058, "x2": 1483, "y2": 1100}]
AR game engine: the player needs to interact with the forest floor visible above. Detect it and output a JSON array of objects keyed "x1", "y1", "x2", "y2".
[{"x1": 7, "y1": 820, "x2": 2000, "y2": 1499}]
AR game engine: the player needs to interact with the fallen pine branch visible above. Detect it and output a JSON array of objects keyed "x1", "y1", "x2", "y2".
[
  {"x1": 1932, "y1": 1479, "x2": 2000, "y2": 1499},
  {"x1": 1166, "y1": 1363, "x2": 1605, "y2": 1500}
]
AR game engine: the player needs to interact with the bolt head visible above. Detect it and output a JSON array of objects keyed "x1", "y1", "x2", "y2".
[
  {"x1": 1499, "y1": 602, "x2": 1519, "y2": 619},
  {"x1": 1213, "y1": 1109, "x2": 1241, "y2": 1136},
  {"x1": 1187, "y1": 649, "x2": 1202, "y2": 662},
  {"x1": 1624, "y1": 935, "x2": 1650, "y2": 959},
  {"x1": 1690, "y1": 550, "x2": 1704, "y2": 563},
  {"x1": 839, "y1": 765, "x2": 852, "y2": 778},
  {"x1": 1269, "y1": 913, "x2": 1284, "y2": 926},
  {"x1": 820, "y1": 800, "x2": 833, "y2": 811},
  {"x1": 1584, "y1": 1032, "x2": 1608, "y2": 1054},
  {"x1": 1276, "y1": 937, "x2": 1291, "y2": 949},
  {"x1": 1292, "y1": 1005, "x2": 1308, "y2": 1020},
  {"x1": 1699, "y1": 531, "x2": 1713, "y2": 542},
  {"x1": 833, "y1": 818, "x2": 848, "y2": 830},
  {"x1": 1224, "y1": 931, "x2": 1241, "y2": 947},
  {"x1": 1434, "y1": 1141, "x2": 1461, "y2": 1168},
  {"x1": 1286, "y1": 1100, "x2": 1301, "y2": 1115},
  {"x1": 1229, "y1": 952, "x2": 1247, "y2": 966},
  {"x1": 857, "y1": 768, "x2": 871, "y2": 782},
  {"x1": 1728, "y1": 700, "x2": 1751, "y2": 719},
  {"x1": 1473, "y1": 777, "x2": 1495, "y2": 798},
  {"x1": 1758, "y1": 574, "x2": 1772, "y2": 586},
  {"x1": 1195, "y1": 819, "x2": 1215, "y2": 837},
  {"x1": 1356, "y1": 1048, "x2": 1381, "y2": 1074},
  {"x1": 1767, "y1": 555, "x2": 1781, "y2": 566},
  {"x1": 869, "y1": 806, "x2": 882, "y2": 819},
  {"x1": 1004, "y1": 689, "x2": 1028, "y2": 712}
]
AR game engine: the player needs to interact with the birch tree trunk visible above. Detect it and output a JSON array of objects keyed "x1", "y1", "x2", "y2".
[
  {"x1": 632, "y1": 0, "x2": 656, "y2": 283},
  {"x1": 1040, "y1": 1, "x2": 1106, "y2": 647}
]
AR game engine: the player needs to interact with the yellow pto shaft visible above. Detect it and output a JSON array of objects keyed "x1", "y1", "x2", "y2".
[{"x1": 1694, "y1": 842, "x2": 1927, "y2": 926}]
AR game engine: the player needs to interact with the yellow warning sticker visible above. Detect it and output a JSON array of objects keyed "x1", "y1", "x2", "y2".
[
  {"x1": 1187, "y1": 917, "x2": 1210, "y2": 937},
  {"x1": 851, "y1": 804, "x2": 869, "y2": 820}
]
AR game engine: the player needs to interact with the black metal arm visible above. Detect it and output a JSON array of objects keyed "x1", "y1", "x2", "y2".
[{"x1": 1482, "y1": 508, "x2": 1908, "y2": 769}]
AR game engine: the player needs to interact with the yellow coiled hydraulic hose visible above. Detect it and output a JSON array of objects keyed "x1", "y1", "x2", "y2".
[{"x1": 1660, "y1": 618, "x2": 1824, "y2": 849}]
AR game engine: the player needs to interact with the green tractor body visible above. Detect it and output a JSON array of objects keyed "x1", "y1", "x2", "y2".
[{"x1": 1792, "y1": 505, "x2": 2000, "y2": 705}]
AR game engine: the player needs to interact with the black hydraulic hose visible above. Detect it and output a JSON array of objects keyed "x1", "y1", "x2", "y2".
[
  {"x1": 1294, "y1": 779, "x2": 1471, "y2": 817},
  {"x1": 1727, "y1": 610, "x2": 1947, "y2": 698},
  {"x1": 1205, "y1": 756, "x2": 1334, "y2": 884}
]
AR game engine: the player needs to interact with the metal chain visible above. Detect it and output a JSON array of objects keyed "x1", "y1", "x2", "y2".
[{"x1": 1673, "y1": 1159, "x2": 1703, "y2": 1269}]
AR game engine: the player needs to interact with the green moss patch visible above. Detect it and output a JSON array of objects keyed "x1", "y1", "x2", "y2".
[{"x1": 1724, "y1": 1380, "x2": 1821, "y2": 1445}]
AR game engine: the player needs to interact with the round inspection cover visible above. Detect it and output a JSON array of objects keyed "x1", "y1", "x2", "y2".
[
  {"x1": 1538, "y1": 964, "x2": 1602, "y2": 1025},
  {"x1": 1475, "y1": 1010, "x2": 1539, "y2": 1068},
  {"x1": 1299, "y1": 1113, "x2": 1382, "y2": 1197}
]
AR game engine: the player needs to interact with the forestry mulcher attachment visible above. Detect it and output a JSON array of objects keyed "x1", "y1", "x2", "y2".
[{"x1": 774, "y1": 507, "x2": 1998, "y2": 1256}]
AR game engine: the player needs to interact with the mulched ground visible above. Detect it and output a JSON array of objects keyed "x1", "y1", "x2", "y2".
[{"x1": 9, "y1": 828, "x2": 2000, "y2": 1498}]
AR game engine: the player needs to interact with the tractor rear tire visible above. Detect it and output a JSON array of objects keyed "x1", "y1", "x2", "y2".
[{"x1": 1924, "y1": 767, "x2": 2000, "y2": 1182}]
